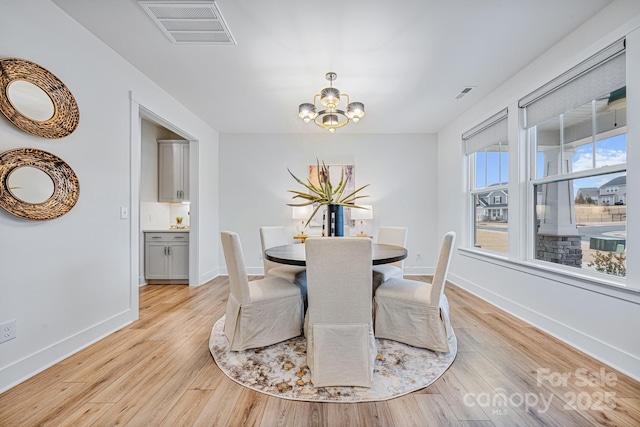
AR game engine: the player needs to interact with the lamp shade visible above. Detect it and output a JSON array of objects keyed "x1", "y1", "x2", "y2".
[
  {"x1": 320, "y1": 87, "x2": 341, "y2": 108},
  {"x1": 351, "y1": 205, "x2": 373, "y2": 220},
  {"x1": 292, "y1": 205, "x2": 313, "y2": 220},
  {"x1": 347, "y1": 102, "x2": 365, "y2": 122},
  {"x1": 298, "y1": 103, "x2": 317, "y2": 122}
]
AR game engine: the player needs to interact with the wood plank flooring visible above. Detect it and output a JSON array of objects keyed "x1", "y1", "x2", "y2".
[{"x1": 1, "y1": 276, "x2": 639, "y2": 426}]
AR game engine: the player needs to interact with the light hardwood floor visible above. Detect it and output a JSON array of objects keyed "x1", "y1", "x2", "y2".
[{"x1": 1, "y1": 277, "x2": 639, "y2": 426}]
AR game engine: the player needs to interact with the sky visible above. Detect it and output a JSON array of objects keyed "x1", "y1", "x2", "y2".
[
  {"x1": 568, "y1": 133, "x2": 627, "y2": 191},
  {"x1": 475, "y1": 151, "x2": 508, "y2": 188}
]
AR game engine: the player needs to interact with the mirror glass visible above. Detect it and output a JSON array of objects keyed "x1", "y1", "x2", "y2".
[
  {"x1": 7, "y1": 166, "x2": 55, "y2": 204},
  {"x1": 7, "y1": 80, "x2": 55, "y2": 121}
]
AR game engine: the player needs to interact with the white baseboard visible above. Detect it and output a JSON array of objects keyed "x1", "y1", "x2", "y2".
[
  {"x1": 448, "y1": 272, "x2": 640, "y2": 381},
  {"x1": 197, "y1": 268, "x2": 219, "y2": 286},
  {"x1": 0, "y1": 310, "x2": 133, "y2": 393},
  {"x1": 403, "y1": 267, "x2": 434, "y2": 276}
]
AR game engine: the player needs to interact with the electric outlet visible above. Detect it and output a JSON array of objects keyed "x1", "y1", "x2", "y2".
[
  {"x1": 0, "y1": 319, "x2": 16, "y2": 343},
  {"x1": 416, "y1": 253, "x2": 422, "y2": 261}
]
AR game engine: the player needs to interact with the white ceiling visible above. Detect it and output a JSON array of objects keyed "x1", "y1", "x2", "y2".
[{"x1": 51, "y1": 0, "x2": 612, "y2": 134}]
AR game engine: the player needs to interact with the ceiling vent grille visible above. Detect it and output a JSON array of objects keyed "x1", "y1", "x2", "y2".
[
  {"x1": 455, "y1": 86, "x2": 475, "y2": 100},
  {"x1": 138, "y1": 1, "x2": 236, "y2": 45}
]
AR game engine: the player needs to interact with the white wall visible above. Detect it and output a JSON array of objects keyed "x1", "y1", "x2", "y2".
[
  {"x1": 437, "y1": 0, "x2": 640, "y2": 380},
  {"x1": 219, "y1": 133, "x2": 438, "y2": 275},
  {"x1": 0, "y1": 0, "x2": 219, "y2": 392}
]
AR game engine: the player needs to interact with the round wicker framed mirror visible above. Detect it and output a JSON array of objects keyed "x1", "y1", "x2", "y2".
[
  {"x1": 0, "y1": 58, "x2": 79, "y2": 139},
  {"x1": 0, "y1": 148, "x2": 80, "y2": 220}
]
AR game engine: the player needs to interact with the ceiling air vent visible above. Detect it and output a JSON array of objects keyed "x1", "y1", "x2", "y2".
[
  {"x1": 138, "y1": 1, "x2": 236, "y2": 45},
  {"x1": 455, "y1": 86, "x2": 475, "y2": 100}
]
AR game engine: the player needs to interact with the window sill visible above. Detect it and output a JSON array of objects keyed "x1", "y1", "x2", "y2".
[{"x1": 458, "y1": 247, "x2": 640, "y2": 301}]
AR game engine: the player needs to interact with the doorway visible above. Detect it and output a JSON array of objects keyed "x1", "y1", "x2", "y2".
[{"x1": 129, "y1": 101, "x2": 200, "y2": 319}]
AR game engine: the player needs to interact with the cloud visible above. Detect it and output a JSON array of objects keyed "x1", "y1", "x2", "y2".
[{"x1": 572, "y1": 148, "x2": 626, "y2": 172}]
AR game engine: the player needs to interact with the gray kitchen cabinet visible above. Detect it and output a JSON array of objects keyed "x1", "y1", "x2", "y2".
[
  {"x1": 158, "y1": 140, "x2": 189, "y2": 202},
  {"x1": 144, "y1": 231, "x2": 189, "y2": 283}
]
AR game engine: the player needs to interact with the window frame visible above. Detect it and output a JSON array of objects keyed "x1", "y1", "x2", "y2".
[
  {"x1": 460, "y1": 38, "x2": 637, "y2": 293},
  {"x1": 525, "y1": 108, "x2": 627, "y2": 280},
  {"x1": 464, "y1": 110, "x2": 509, "y2": 256},
  {"x1": 518, "y1": 38, "x2": 628, "y2": 284}
]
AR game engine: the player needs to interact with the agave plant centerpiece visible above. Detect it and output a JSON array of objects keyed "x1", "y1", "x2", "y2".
[{"x1": 287, "y1": 160, "x2": 370, "y2": 236}]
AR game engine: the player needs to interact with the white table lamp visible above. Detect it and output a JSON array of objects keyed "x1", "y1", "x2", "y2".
[
  {"x1": 351, "y1": 205, "x2": 373, "y2": 236},
  {"x1": 292, "y1": 205, "x2": 313, "y2": 235}
]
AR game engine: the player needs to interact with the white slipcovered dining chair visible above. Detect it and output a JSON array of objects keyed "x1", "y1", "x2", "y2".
[
  {"x1": 221, "y1": 231, "x2": 303, "y2": 351},
  {"x1": 372, "y1": 226, "x2": 408, "y2": 292},
  {"x1": 304, "y1": 237, "x2": 376, "y2": 387},
  {"x1": 374, "y1": 231, "x2": 456, "y2": 352},
  {"x1": 259, "y1": 226, "x2": 307, "y2": 297}
]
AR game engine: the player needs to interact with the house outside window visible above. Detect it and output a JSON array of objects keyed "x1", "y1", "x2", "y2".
[
  {"x1": 464, "y1": 109, "x2": 508, "y2": 255},
  {"x1": 520, "y1": 39, "x2": 627, "y2": 278}
]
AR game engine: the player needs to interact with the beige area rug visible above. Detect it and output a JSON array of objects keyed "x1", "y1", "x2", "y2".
[{"x1": 209, "y1": 316, "x2": 457, "y2": 402}]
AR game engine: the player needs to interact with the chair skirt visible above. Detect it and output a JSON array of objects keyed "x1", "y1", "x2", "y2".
[
  {"x1": 224, "y1": 293, "x2": 303, "y2": 351},
  {"x1": 374, "y1": 293, "x2": 453, "y2": 353},
  {"x1": 305, "y1": 318, "x2": 376, "y2": 387}
]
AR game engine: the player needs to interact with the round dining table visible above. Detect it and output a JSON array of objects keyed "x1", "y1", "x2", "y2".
[{"x1": 264, "y1": 243, "x2": 408, "y2": 267}]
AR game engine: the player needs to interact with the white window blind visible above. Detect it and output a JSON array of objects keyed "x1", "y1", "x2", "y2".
[
  {"x1": 463, "y1": 109, "x2": 508, "y2": 155},
  {"x1": 519, "y1": 38, "x2": 626, "y2": 129}
]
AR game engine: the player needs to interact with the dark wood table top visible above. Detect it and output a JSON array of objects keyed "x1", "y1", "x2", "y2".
[{"x1": 264, "y1": 242, "x2": 408, "y2": 267}]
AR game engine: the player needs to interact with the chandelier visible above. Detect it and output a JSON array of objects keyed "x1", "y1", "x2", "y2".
[{"x1": 298, "y1": 72, "x2": 365, "y2": 132}]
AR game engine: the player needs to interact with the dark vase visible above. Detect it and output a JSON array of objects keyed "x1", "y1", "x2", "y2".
[{"x1": 326, "y1": 204, "x2": 344, "y2": 236}]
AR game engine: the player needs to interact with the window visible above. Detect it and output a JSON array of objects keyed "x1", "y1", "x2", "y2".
[
  {"x1": 521, "y1": 39, "x2": 626, "y2": 278},
  {"x1": 464, "y1": 109, "x2": 508, "y2": 254}
]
